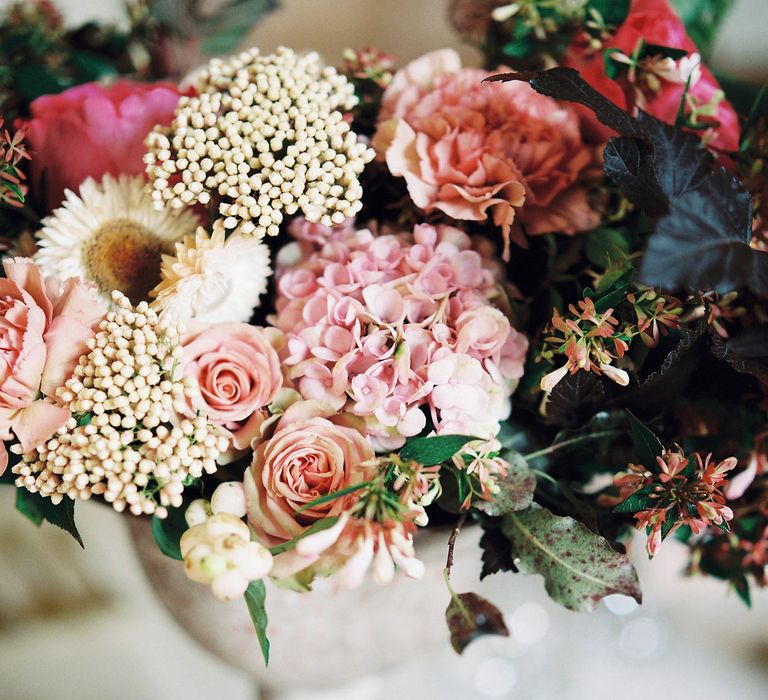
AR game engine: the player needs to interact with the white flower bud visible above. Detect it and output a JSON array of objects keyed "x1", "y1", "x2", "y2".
[{"x1": 211, "y1": 481, "x2": 247, "y2": 518}]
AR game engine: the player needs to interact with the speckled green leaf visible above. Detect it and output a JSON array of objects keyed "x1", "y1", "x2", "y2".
[
  {"x1": 474, "y1": 452, "x2": 536, "y2": 516},
  {"x1": 502, "y1": 504, "x2": 641, "y2": 612}
]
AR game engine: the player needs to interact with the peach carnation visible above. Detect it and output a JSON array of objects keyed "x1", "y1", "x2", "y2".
[
  {"x1": 0, "y1": 258, "x2": 107, "y2": 465},
  {"x1": 374, "y1": 49, "x2": 601, "y2": 257}
]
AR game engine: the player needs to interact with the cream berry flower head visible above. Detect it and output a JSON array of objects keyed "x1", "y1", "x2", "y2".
[
  {"x1": 34, "y1": 174, "x2": 198, "y2": 305},
  {"x1": 13, "y1": 292, "x2": 229, "y2": 517},
  {"x1": 144, "y1": 46, "x2": 374, "y2": 239},
  {"x1": 150, "y1": 222, "x2": 271, "y2": 325}
]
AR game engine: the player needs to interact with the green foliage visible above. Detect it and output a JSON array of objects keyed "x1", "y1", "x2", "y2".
[
  {"x1": 399, "y1": 435, "x2": 476, "y2": 466},
  {"x1": 15, "y1": 489, "x2": 83, "y2": 548},
  {"x1": 151, "y1": 506, "x2": 187, "y2": 561},
  {"x1": 673, "y1": 0, "x2": 734, "y2": 59},
  {"x1": 587, "y1": 0, "x2": 630, "y2": 27},
  {"x1": 445, "y1": 591, "x2": 509, "y2": 653},
  {"x1": 502, "y1": 504, "x2": 641, "y2": 611},
  {"x1": 244, "y1": 579, "x2": 270, "y2": 666},
  {"x1": 269, "y1": 517, "x2": 339, "y2": 556},
  {"x1": 474, "y1": 452, "x2": 536, "y2": 516},
  {"x1": 626, "y1": 411, "x2": 664, "y2": 466}
]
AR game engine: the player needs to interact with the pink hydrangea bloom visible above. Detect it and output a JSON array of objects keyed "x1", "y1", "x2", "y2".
[
  {"x1": 272, "y1": 224, "x2": 528, "y2": 449},
  {"x1": 373, "y1": 49, "x2": 601, "y2": 257}
]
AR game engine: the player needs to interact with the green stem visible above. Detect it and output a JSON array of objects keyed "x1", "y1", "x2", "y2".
[
  {"x1": 522, "y1": 431, "x2": 616, "y2": 462},
  {"x1": 532, "y1": 469, "x2": 559, "y2": 488},
  {"x1": 294, "y1": 480, "x2": 372, "y2": 514},
  {"x1": 443, "y1": 567, "x2": 473, "y2": 625}
]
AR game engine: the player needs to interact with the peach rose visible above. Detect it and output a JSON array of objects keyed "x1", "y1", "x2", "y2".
[
  {"x1": 374, "y1": 49, "x2": 601, "y2": 257},
  {"x1": 180, "y1": 323, "x2": 283, "y2": 450},
  {"x1": 244, "y1": 401, "x2": 374, "y2": 555},
  {"x1": 0, "y1": 258, "x2": 107, "y2": 468}
]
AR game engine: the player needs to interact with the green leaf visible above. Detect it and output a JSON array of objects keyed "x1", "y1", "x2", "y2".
[
  {"x1": 673, "y1": 0, "x2": 734, "y2": 59},
  {"x1": 587, "y1": 0, "x2": 631, "y2": 26},
  {"x1": 269, "y1": 517, "x2": 339, "y2": 555},
  {"x1": 585, "y1": 228, "x2": 630, "y2": 268},
  {"x1": 732, "y1": 574, "x2": 751, "y2": 607},
  {"x1": 474, "y1": 452, "x2": 536, "y2": 517},
  {"x1": 151, "y1": 506, "x2": 187, "y2": 561},
  {"x1": 502, "y1": 504, "x2": 641, "y2": 612},
  {"x1": 445, "y1": 592, "x2": 509, "y2": 654},
  {"x1": 626, "y1": 410, "x2": 664, "y2": 467},
  {"x1": 614, "y1": 484, "x2": 657, "y2": 514},
  {"x1": 399, "y1": 435, "x2": 477, "y2": 466},
  {"x1": 15, "y1": 490, "x2": 84, "y2": 548},
  {"x1": 244, "y1": 579, "x2": 270, "y2": 665}
]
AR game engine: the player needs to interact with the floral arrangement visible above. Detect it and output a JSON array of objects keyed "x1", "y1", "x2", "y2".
[{"x1": 2, "y1": 0, "x2": 768, "y2": 663}]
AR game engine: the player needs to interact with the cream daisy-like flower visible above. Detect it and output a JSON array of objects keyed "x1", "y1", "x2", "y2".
[
  {"x1": 150, "y1": 222, "x2": 272, "y2": 325},
  {"x1": 34, "y1": 174, "x2": 199, "y2": 304}
]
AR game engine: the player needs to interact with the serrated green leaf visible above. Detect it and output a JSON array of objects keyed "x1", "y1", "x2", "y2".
[
  {"x1": 151, "y1": 506, "x2": 187, "y2": 560},
  {"x1": 399, "y1": 435, "x2": 476, "y2": 466},
  {"x1": 15, "y1": 489, "x2": 84, "y2": 548},
  {"x1": 474, "y1": 452, "x2": 536, "y2": 517},
  {"x1": 626, "y1": 410, "x2": 664, "y2": 467},
  {"x1": 502, "y1": 504, "x2": 641, "y2": 612},
  {"x1": 244, "y1": 579, "x2": 270, "y2": 666}
]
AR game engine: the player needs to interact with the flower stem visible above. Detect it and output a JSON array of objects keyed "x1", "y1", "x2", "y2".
[{"x1": 522, "y1": 430, "x2": 615, "y2": 461}]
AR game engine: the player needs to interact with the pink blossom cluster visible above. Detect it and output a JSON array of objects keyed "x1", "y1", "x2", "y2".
[{"x1": 272, "y1": 223, "x2": 528, "y2": 449}]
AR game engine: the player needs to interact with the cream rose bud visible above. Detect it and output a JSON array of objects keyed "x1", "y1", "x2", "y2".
[
  {"x1": 185, "y1": 498, "x2": 213, "y2": 527},
  {"x1": 211, "y1": 481, "x2": 248, "y2": 518},
  {"x1": 180, "y1": 513, "x2": 273, "y2": 600}
]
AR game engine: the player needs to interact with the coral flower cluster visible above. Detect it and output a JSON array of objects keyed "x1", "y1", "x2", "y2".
[
  {"x1": 13, "y1": 292, "x2": 227, "y2": 516},
  {"x1": 145, "y1": 47, "x2": 375, "y2": 238},
  {"x1": 612, "y1": 448, "x2": 738, "y2": 556},
  {"x1": 274, "y1": 224, "x2": 529, "y2": 448}
]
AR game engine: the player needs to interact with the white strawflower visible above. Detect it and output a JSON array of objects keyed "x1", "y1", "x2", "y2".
[
  {"x1": 144, "y1": 46, "x2": 374, "y2": 239},
  {"x1": 34, "y1": 174, "x2": 198, "y2": 305},
  {"x1": 150, "y1": 222, "x2": 271, "y2": 325}
]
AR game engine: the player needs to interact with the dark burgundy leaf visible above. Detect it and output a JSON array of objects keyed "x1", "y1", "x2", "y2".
[
  {"x1": 479, "y1": 526, "x2": 517, "y2": 580},
  {"x1": 446, "y1": 592, "x2": 510, "y2": 654},
  {"x1": 547, "y1": 371, "x2": 606, "y2": 427},
  {"x1": 603, "y1": 136, "x2": 668, "y2": 216}
]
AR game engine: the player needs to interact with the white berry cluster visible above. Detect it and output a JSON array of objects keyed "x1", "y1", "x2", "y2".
[
  {"x1": 13, "y1": 291, "x2": 228, "y2": 518},
  {"x1": 181, "y1": 482, "x2": 273, "y2": 600},
  {"x1": 144, "y1": 46, "x2": 374, "y2": 239}
]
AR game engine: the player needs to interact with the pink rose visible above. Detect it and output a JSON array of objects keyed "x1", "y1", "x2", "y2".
[
  {"x1": 24, "y1": 80, "x2": 185, "y2": 210},
  {"x1": 0, "y1": 258, "x2": 107, "y2": 466},
  {"x1": 244, "y1": 401, "x2": 374, "y2": 551},
  {"x1": 181, "y1": 323, "x2": 283, "y2": 450},
  {"x1": 374, "y1": 49, "x2": 600, "y2": 257},
  {"x1": 564, "y1": 0, "x2": 739, "y2": 152}
]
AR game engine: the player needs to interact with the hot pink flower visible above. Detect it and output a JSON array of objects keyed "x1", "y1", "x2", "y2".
[
  {"x1": 180, "y1": 324, "x2": 283, "y2": 450},
  {"x1": 24, "y1": 80, "x2": 185, "y2": 210},
  {"x1": 273, "y1": 224, "x2": 528, "y2": 448},
  {"x1": 564, "y1": 0, "x2": 739, "y2": 152},
  {"x1": 0, "y1": 258, "x2": 107, "y2": 467},
  {"x1": 374, "y1": 49, "x2": 601, "y2": 256}
]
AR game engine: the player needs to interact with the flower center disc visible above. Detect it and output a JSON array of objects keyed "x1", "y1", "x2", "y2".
[{"x1": 82, "y1": 219, "x2": 171, "y2": 304}]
